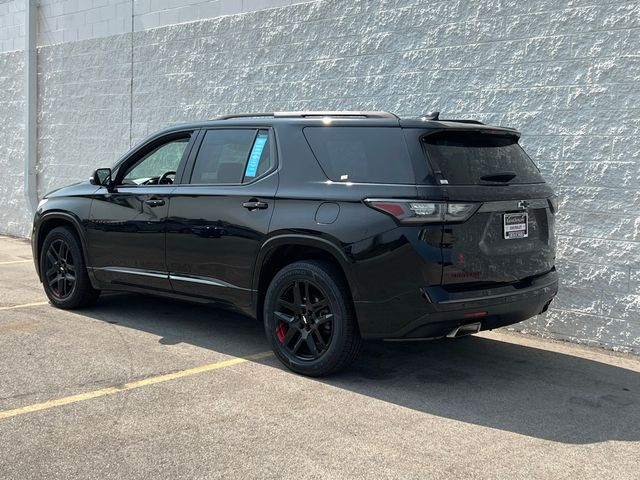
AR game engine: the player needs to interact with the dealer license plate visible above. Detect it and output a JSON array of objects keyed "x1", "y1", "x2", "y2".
[{"x1": 503, "y1": 212, "x2": 528, "y2": 239}]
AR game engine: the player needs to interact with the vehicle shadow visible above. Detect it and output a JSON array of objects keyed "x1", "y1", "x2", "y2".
[{"x1": 82, "y1": 292, "x2": 639, "y2": 445}]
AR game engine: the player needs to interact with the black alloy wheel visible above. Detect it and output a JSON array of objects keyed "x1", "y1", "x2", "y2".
[
  {"x1": 40, "y1": 226, "x2": 100, "y2": 309},
  {"x1": 264, "y1": 260, "x2": 362, "y2": 376},
  {"x1": 44, "y1": 238, "x2": 77, "y2": 300},
  {"x1": 274, "y1": 279, "x2": 334, "y2": 360}
]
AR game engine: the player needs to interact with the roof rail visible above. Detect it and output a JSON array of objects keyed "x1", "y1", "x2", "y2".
[{"x1": 216, "y1": 111, "x2": 399, "y2": 120}]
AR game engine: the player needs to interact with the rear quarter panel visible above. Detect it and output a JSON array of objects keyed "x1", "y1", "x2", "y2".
[{"x1": 266, "y1": 124, "x2": 445, "y2": 335}]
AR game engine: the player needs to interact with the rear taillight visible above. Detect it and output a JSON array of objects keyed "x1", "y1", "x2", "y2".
[
  {"x1": 548, "y1": 195, "x2": 559, "y2": 214},
  {"x1": 364, "y1": 199, "x2": 479, "y2": 224}
]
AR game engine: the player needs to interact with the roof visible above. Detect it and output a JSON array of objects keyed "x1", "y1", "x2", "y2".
[{"x1": 156, "y1": 111, "x2": 520, "y2": 136}]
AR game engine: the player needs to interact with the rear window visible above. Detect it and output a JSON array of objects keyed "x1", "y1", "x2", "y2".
[
  {"x1": 423, "y1": 131, "x2": 544, "y2": 185},
  {"x1": 303, "y1": 127, "x2": 415, "y2": 184}
]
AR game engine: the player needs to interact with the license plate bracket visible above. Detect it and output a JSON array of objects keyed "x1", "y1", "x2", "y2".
[{"x1": 503, "y1": 212, "x2": 528, "y2": 239}]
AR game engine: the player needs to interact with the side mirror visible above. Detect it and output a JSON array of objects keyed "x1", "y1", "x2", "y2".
[{"x1": 91, "y1": 168, "x2": 112, "y2": 188}]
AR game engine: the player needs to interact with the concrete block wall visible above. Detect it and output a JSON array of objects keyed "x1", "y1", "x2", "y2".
[
  {"x1": 0, "y1": 0, "x2": 316, "y2": 52},
  {"x1": 0, "y1": 0, "x2": 639, "y2": 353},
  {"x1": 0, "y1": 0, "x2": 24, "y2": 52},
  {"x1": 133, "y1": 0, "x2": 310, "y2": 31},
  {"x1": 38, "y1": 0, "x2": 134, "y2": 46},
  {"x1": 0, "y1": 50, "x2": 28, "y2": 236},
  {"x1": 37, "y1": 34, "x2": 132, "y2": 197}
]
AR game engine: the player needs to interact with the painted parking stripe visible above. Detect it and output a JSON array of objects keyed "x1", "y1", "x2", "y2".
[
  {"x1": 0, "y1": 301, "x2": 49, "y2": 311},
  {"x1": 0, "y1": 260, "x2": 32, "y2": 265},
  {"x1": 0, "y1": 322, "x2": 39, "y2": 333},
  {"x1": 0, "y1": 351, "x2": 273, "y2": 421}
]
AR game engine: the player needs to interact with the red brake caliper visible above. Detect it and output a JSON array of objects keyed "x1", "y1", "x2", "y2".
[{"x1": 276, "y1": 321, "x2": 287, "y2": 343}]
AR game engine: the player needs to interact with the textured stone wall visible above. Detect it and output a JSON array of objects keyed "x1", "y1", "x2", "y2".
[
  {"x1": 37, "y1": 34, "x2": 132, "y2": 197},
  {"x1": 0, "y1": 50, "x2": 28, "y2": 237},
  {"x1": 0, "y1": 0, "x2": 639, "y2": 352}
]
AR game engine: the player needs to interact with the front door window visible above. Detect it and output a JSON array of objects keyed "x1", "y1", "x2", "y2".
[{"x1": 121, "y1": 137, "x2": 190, "y2": 185}]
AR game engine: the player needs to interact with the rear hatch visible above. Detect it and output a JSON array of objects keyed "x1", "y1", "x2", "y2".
[
  {"x1": 304, "y1": 122, "x2": 556, "y2": 294},
  {"x1": 414, "y1": 128, "x2": 556, "y2": 288}
]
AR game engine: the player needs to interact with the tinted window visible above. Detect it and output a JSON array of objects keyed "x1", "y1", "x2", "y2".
[
  {"x1": 423, "y1": 131, "x2": 544, "y2": 185},
  {"x1": 191, "y1": 130, "x2": 255, "y2": 184},
  {"x1": 303, "y1": 127, "x2": 415, "y2": 184},
  {"x1": 122, "y1": 137, "x2": 189, "y2": 185}
]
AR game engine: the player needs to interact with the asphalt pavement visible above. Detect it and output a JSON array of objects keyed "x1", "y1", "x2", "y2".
[{"x1": 0, "y1": 235, "x2": 638, "y2": 479}]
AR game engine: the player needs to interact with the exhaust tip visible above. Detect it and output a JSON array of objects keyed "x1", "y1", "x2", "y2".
[
  {"x1": 446, "y1": 322, "x2": 482, "y2": 339},
  {"x1": 539, "y1": 300, "x2": 553, "y2": 315}
]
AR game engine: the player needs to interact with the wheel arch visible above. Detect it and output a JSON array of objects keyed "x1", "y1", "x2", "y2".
[
  {"x1": 252, "y1": 234, "x2": 358, "y2": 322},
  {"x1": 34, "y1": 212, "x2": 89, "y2": 281}
]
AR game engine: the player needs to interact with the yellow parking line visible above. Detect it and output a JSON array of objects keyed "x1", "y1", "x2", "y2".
[
  {"x1": 0, "y1": 322, "x2": 39, "y2": 333},
  {"x1": 0, "y1": 301, "x2": 49, "y2": 311},
  {"x1": 0, "y1": 351, "x2": 273, "y2": 421},
  {"x1": 0, "y1": 260, "x2": 32, "y2": 265}
]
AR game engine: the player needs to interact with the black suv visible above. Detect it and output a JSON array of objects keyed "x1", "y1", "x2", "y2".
[{"x1": 32, "y1": 111, "x2": 558, "y2": 376}]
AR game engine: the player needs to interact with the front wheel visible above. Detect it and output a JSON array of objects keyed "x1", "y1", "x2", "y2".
[
  {"x1": 263, "y1": 260, "x2": 361, "y2": 376},
  {"x1": 40, "y1": 226, "x2": 100, "y2": 309}
]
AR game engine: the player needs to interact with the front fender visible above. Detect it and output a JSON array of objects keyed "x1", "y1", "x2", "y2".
[{"x1": 32, "y1": 210, "x2": 91, "y2": 280}]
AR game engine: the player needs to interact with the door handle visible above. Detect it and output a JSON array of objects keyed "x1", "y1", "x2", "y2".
[
  {"x1": 144, "y1": 198, "x2": 165, "y2": 207},
  {"x1": 242, "y1": 199, "x2": 268, "y2": 210}
]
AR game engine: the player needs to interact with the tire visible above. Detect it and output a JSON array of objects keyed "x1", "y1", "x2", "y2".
[
  {"x1": 40, "y1": 226, "x2": 100, "y2": 309},
  {"x1": 263, "y1": 260, "x2": 362, "y2": 376}
]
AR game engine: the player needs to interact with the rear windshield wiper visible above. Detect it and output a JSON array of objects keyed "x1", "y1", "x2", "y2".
[{"x1": 480, "y1": 172, "x2": 517, "y2": 183}]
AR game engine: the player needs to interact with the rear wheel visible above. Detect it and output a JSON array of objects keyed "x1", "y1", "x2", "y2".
[
  {"x1": 40, "y1": 226, "x2": 100, "y2": 309},
  {"x1": 263, "y1": 260, "x2": 361, "y2": 376}
]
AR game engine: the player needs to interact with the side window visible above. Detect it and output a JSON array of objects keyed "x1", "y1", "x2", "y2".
[
  {"x1": 303, "y1": 127, "x2": 415, "y2": 184},
  {"x1": 121, "y1": 136, "x2": 190, "y2": 185},
  {"x1": 190, "y1": 129, "x2": 272, "y2": 185}
]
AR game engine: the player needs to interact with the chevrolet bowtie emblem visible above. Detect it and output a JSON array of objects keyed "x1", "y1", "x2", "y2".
[{"x1": 518, "y1": 200, "x2": 530, "y2": 209}]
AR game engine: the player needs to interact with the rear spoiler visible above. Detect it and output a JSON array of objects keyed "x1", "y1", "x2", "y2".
[
  {"x1": 399, "y1": 117, "x2": 521, "y2": 138},
  {"x1": 398, "y1": 112, "x2": 520, "y2": 138},
  {"x1": 416, "y1": 125, "x2": 521, "y2": 140}
]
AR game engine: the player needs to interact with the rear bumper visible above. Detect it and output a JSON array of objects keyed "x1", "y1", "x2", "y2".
[{"x1": 355, "y1": 269, "x2": 558, "y2": 339}]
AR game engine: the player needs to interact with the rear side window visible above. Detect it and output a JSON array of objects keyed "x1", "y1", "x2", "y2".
[
  {"x1": 303, "y1": 127, "x2": 415, "y2": 184},
  {"x1": 190, "y1": 129, "x2": 272, "y2": 184},
  {"x1": 423, "y1": 131, "x2": 544, "y2": 185}
]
